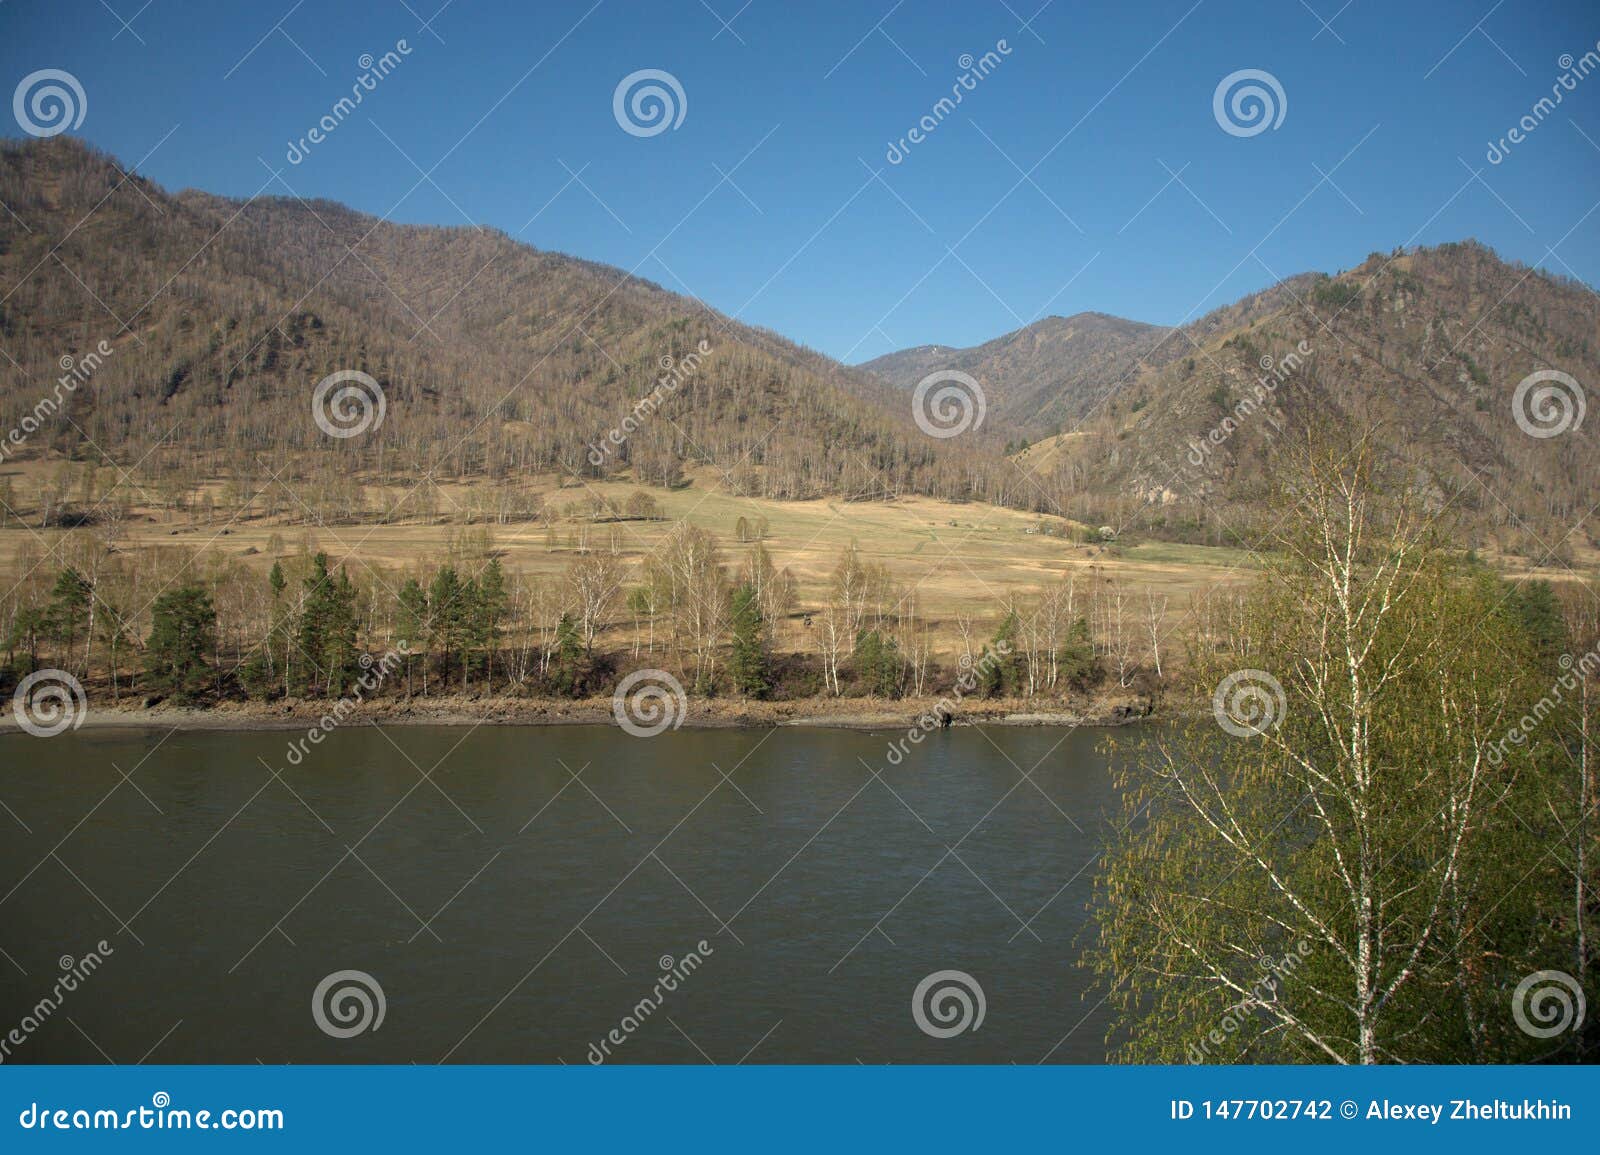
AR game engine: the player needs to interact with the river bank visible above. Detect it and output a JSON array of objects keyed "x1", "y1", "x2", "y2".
[{"x1": 0, "y1": 691, "x2": 1158, "y2": 734}]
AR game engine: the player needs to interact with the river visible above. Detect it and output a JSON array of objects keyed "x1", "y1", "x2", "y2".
[{"x1": 0, "y1": 724, "x2": 1124, "y2": 1063}]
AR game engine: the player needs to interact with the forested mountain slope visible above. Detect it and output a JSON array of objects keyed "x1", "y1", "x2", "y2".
[
  {"x1": 3, "y1": 139, "x2": 1593, "y2": 546},
  {"x1": 1017, "y1": 243, "x2": 1600, "y2": 553},
  {"x1": 0, "y1": 137, "x2": 1024, "y2": 507}
]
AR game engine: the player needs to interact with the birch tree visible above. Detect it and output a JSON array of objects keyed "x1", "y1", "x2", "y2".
[
  {"x1": 1092, "y1": 433, "x2": 1584, "y2": 1063},
  {"x1": 563, "y1": 544, "x2": 624, "y2": 652}
]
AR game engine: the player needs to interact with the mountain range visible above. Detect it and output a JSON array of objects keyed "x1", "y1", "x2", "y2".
[{"x1": 1, "y1": 136, "x2": 1595, "y2": 553}]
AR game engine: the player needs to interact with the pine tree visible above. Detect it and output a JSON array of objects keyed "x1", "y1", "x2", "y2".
[
  {"x1": 1057, "y1": 616, "x2": 1098, "y2": 690},
  {"x1": 144, "y1": 586, "x2": 216, "y2": 703},
  {"x1": 1509, "y1": 579, "x2": 1567, "y2": 671},
  {"x1": 473, "y1": 558, "x2": 507, "y2": 692},
  {"x1": 295, "y1": 553, "x2": 358, "y2": 697},
  {"x1": 5, "y1": 604, "x2": 46, "y2": 675},
  {"x1": 45, "y1": 566, "x2": 93, "y2": 673},
  {"x1": 728, "y1": 583, "x2": 770, "y2": 698},
  {"x1": 853, "y1": 628, "x2": 902, "y2": 698},
  {"x1": 428, "y1": 564, "x2": 465, "y2": 690},
  {"x1": 979, "y1": 611, "x2": 1024, "y2": 697},
  {"x1": 330, "y1": 568, "x2": 360, "y2": 696},
  {"x1": 548, "y1": 611, "x2": 585, "y2": 697}
]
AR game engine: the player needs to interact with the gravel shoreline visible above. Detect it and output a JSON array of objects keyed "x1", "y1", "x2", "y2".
[{"x1": 1, "y1": 694, "x2": 1156, "y2": 734}]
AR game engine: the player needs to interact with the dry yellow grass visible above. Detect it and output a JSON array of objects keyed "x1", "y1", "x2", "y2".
[
  {"x1": 4, "y1": 459, "x2": 1590, "y2": 661},
  {"x1": 1007, "y1": 429, "x2": 1093, "y2": 476},
  {"x1": 0, "y1": 461, "x2": 1261, "y2": 653}
]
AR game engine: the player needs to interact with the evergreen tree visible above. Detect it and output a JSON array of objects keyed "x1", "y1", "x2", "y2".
[
  {"x1": 548, "y1": 612, "x2": 585, "y2": 697},
  {"x1": 1508, "y1": 579, "x2": 1567, "y2": 671},
  {"x1": 853, "y1": 628, "x2": 901, "y2": 697},
  {"x1": 459, "y1": 575, "x2": 482, "y2": 692},
  {"x1": 427, "y1": 564, "x2": 466, "y2": 690},
  {"x1": 45, "y1": 566, "x2": 93, "y2": 669},
  {"x1": 4, "y1": 604, "x2": 46, "y2": 675},
  {"x1": 728, "y1": 583, "x2": 770, "y2": 698},
  {"x1": 1057, "y1": 616, "x2": 1099, "y2": 690},
  {"x1": 471, "y1": 558, "x2": 507, "y2": 692},
  {"x1": 144, "y1": 585, "x2": 216, "y2": 703},
  {"x1": 978, "y1": 611, "x2": 1025, "y2": 697},
  {"x1": 295, "y1": 553, "x2": 359, "y2": 697},
  {"x1": 330, "y1": 568, "x2": 360, "y2": 696}
]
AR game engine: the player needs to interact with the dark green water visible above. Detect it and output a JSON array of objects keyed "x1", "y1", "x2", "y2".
[{"x1": 0, "y1": 724, "x2": 1123, "y2": 1063}]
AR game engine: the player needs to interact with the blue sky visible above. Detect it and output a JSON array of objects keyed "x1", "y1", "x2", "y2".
[{"x1": 3, "y1": 0, "x2": 1598, "y2": 361}]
